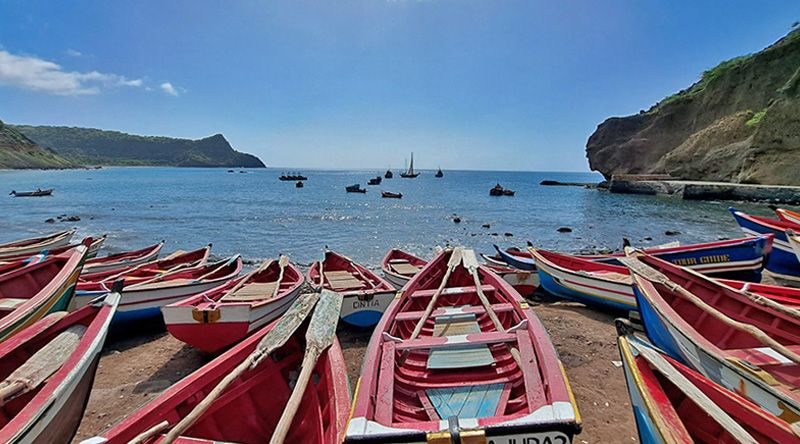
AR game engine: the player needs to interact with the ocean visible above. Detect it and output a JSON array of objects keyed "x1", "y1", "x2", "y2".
[{"x1": 0, "y1": 167, "x2": 781, "y2": 268}]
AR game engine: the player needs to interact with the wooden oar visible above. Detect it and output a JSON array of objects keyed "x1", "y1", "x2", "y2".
[
  {"x1": 271, "y1": 256, "x2": 290, "y2": 298},
  {"x1": 269, "y1": 289, "x2": 343, "y2": 444},
  {"x1": 462, "y1": 249, "x2": 524, "y2": 368},
  {"x1": 160, "y1": 292, "x2": 322, "y2": 444},
  {"x1": 620, "y1": 253, "x2": 800, "y2": 365},
  {"x1": 399, "y1": 248, "x2": 462, "y2": 365}
]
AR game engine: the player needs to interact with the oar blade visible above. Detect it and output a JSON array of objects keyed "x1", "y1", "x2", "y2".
[
  {"x1": 305, "y1": 290, "x2": 343, "y2": 351},
  {"x1": 461, "y1": 248, "x2": 479, "y2": 270},
  {"x1": 251, "y1": 292, "x2": 320, "y2": 368},
  {"x1": 278, "y1": 255, "x2": 289, "y2": 267},
  {"x1": 447, "y1": 247, "x2": 463, "y2": 269}
]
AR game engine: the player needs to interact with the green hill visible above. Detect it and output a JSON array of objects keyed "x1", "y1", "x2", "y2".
[
  {"x1": 13, "y1": 125, "x2": 265, "y2": 168},
  {"x1": 0, "y1": 120, "x2": 75, "y2": 169}
]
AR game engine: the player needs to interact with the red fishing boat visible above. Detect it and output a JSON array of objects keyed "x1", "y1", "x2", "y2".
[
  {"x1": 777, "y1": 207, "x2": 800, "y2": 226},
  {"x1": 164, "y1": 256, "x2": 305, "y2": 353},
  {"x1": 85, "y1": 297, "x2": 351, "y2": 444},
  {"x1": 0, "y1": 241, "x2": 90, "y2": 343},
  {"x1": 0, "y1": 230, "x2": 76, "y2": 259},
  {"x1": 0, "y1": 292, "x2": 119, "y2": 444},
  {"x1": 626, "y1": 251, "x2": 800, "y2": 426},
  {"x1": 346, "y1": 248, "x2": 581, "y2": 443},
  {"x1": 483, "y1": 262, "x2": 540, "y2": 296},
  {"x1": 78, "y1": 244, "x2": 211, "y2": 284},
  {"x1": 0, "y1": 236, "x2": 106, "y2": 264},
  {"x1": 381, "y1": 249, "x2": 427, "y2": 290},
  {"x1": 80, "y1": 241, "x2": 164, "y2": 276},
  {"x1": 307, "y1": 250, "x2": 395, "y2": 327},
  {"x1": 617, "y1": 326, "x2": 799, "y2": 444}
]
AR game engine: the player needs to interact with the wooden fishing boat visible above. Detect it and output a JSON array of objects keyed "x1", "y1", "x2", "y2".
[
  {"x1": 381, "y1": 249, "x2": 427, "y2": 290},
  {"x1": 493, "y1": 245, "x2": 536, "y2": 270},
  {"x1": 434, "y1": 167, "x2": 443, "y2": 178},
  {"x1": 790, "y1": 230, "x2": 800, "y2": 265},
  {"x1": 78, "y1": 244, "x2": 211, "y2": 284},
  {"x1": 385, "y1": 169, "x2": 393, "y2": 179},
  {"x1": 346, "y1": 248, "x2": 581, "y2": 443},
  {"x1": 308, "y1": 250, "x2": 395, "y2": 327},
  {"x1": 730, "y1": 207, "x2": 800, "y2": 280},
  {"x1": 399, "y1": 152, "x2": 420, "y2": 178},
  {"x1": 483, "y1": 263, "x2": 540, "y2": 296},
  {"x1": 163, "y1": 257, "x2": 305, "y2": 353},
  {"x1": 381, "y1": 191, "x2": 402, "y2": 199},
  {"x1": 368, "y1": 176, "x2": 382, "y2": 185},
  {"x1": 0, "y1": 241, "x2": 90, "y2": 343},
  {"x1": 9, "y1": 188, "x2": 53, "y2": 197},
  {"x1": 0, "y1": 292, "x2": 119, "y2": 444},
  {"x1": 625, "y1": 251, "x2": 800, "y2": 425},
  {"x1": 0, "y1": 230, "x2": 76, "y2": 259},
  {"x1": 532, "y1": 247, "x2": 794, "y2": 312},
  {"x1": 346, "y1": 184, "x2": 366, "y2": 193},
  {"x1": 777, "y1": 207, "x2": 800, "y2": 226},
  {"x1": 295, "y1": 180, "x2": 303, "y2": 188},
  {"x1": 84, "y1": 295, "x2": 351, "y2": 444},
  {"x1": 617, "y1": 326, "x2": 799, "y2": 444},
  {"x1": 0, "y1": 236, "x2": 106, "y2": 265},
  {"x1": 80, "y1": 241, "x2": 164, "y2": 276},
  {"x1": 73, "y1": 255, "x2": 242, "y2": 323}
]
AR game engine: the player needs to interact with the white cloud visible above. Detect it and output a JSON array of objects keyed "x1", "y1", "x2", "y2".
[
  {"x1": 160, "y1": 81, "x2": 179, "y2": 96},
  {"x1": 0, "y1": 49, "x2": 142, "y2": 95},
  {"x1": 65, "y1": 49, "x2": 83, "y2": 57}
]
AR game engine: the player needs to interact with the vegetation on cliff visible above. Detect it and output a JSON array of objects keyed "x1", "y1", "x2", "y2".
[
  {"x1": 587, "y1": 28, "x2": 800, "y2": 186},
  {"x1": 13, "y1": 125, "x2": 265, "y2": 168},
  {"x1": 0, "y1": 120, "x2": 75, "y2": 169}
]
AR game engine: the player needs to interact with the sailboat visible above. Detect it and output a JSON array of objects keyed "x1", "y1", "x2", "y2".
[
  {"x1": 400, "y1": 152, "x2": 420, "y2": 178},
  {"x1": 384, "y1": 166, "x2": 393, "y2": 179},
  {"x1": 435, "y1": 167, "x2": 443, "y2": 178}
]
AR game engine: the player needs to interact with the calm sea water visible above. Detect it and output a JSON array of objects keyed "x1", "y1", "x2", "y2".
[{"x1": 0, "y1": 167, "x2": 785, "y2": 268}]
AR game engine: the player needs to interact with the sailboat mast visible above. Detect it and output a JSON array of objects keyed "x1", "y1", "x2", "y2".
[{"x1": 410, "y1": 152, "x2": 414, "y2": 174}]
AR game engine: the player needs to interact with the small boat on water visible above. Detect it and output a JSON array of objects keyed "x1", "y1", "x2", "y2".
[
  {"x1": 729, "y1": 207, "x2": 800, "y2": 280},
  {"x1": 624, "y1": 250, "x2": 800, "y2": 424},
  {"x1": 617, "y1": 326, "x2": 800, "y2": 444},
  {"x1": 0, "y1": 241, "x2": 90, "y2": 343},
  {"x1": 163, "y1": 256, "x2": 305, "y2": 353},
  {"x1": 400, "y1": 152, "x2": 420, "y2": 178},
  {"x1": 346, "y1": 248, "x2": 581, "y2": 443},
  {"x1": 9, "y1": 188, "x2": 53, "y2": 197},
  {"x1": 86, "y1": 293, "x2": 351, "y2": 444},
  {"x1": 435, "y1": 167, "x2": 443, "y2": 178},
  {"x1": 74, "y1": 255, "x2": 242, "y2": 323},
  {"x1": 345, "y1": 184, "x2": 366, "y2": 193},
  {"x1": 0, "y1": 291, "x2": 119, "y2": 444},
  {"x1": 307, "y1": 250, "x2": 395, "y2": 327},
  {"x1": 777, "y1": 207, "x2": 800, "y2": 226},
  {"x1": 80, "y1": 241, "x2": 164, "y2": 276},
  {"x1": 78, "y1": 244, "x2": 211, "y2": 283},
  {"x1": 381, "y1": 191, "x2": 402, "y2": 199},
  {"x1": 295, "y1": 180, "x2": 304, "y2": 188},
  {"x1": 385, "y1": 169, "x2": 393, "y2": 179},
  {"x1": 367, "y1": 176, "x2": 382, "y2": 185},
  {"x1": 381, "y1": 249, "x2": 427, "y2": 289},
  {"x1": 489, "y1": 183, "x2": 505, "y2": 196},
  {"x1": 0, "y1": 229, "x2": 76, "y2": 259},
  {"x1": 279, "y1": 173, "x2": 307, "y2": 181}
]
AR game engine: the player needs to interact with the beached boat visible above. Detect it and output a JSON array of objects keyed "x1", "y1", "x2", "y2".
[
  {"x1": 790, "y1": 230, "x2": 800, "y2": 265},
  {"x1": 345, "y1": 184, "x2": 366, "y2": 193},
  {"x1": 617, "y1": 326, "x2": 799, "y2": 444},
  {"x1": 84, "y1": 293, "x2": 351, "y2": 444},
  {"x1": 777, "y1": 207, "x2": 800, "y2": 226},
  {"x1": 483, "y1": 263, "x2": 540, "y2": 296},
  {"x1": 381, "y1": 191, "x2": 402, "y2": 199},
  {"x1": 80, "y1": 241, "x2": 164, "y2": 276},
  {"x1": 0, "y1": 291, "x2": 119, "y2": 444},
  {"x1": 73, "y1": 255, "x2": 242, "y2": 323},
  {"x1": 308, "y1": 250, "x2": 395, "y2": 327},
  {"x1": 494, "y1": 245, "x2": 536, "y2": 270},
  {"x1": 730, "y1": 207, "x2": 800, "y2": 280},
  {"x1": 0, "y1": 242, "x2": 89, "y2": 343},
  {"x1": 163, "y1": 257, "x2": 305, "y2": 353},
  {"x1": 400, "y1": 152, "x2": 420, "y2": 178},
  {"x1": 78, "y1": 244, "x2": 211, "y2": 284},
  {"x1": 381, "y1": 249, "x2": 427, "y2": 289},
  {"x1": 0, "y1": 230, "x2": 76, "y2": 259},
  {"x1": 346, "y1": 248, "x2": 581, "y2": 443},
  {"x1": 0, "y1": 236, "x2": 105, "y2": 265},
  {"x1": 624, "y1": 251, "x2": 800, "y2": 424},
  {"x1": 9, "y1": 188, "x2": 53, "y2": 197}
]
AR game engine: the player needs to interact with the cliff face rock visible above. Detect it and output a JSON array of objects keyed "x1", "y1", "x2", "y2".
[
  {"x1": 13, "y1": 126, "x2": 266, "y2": 168},
  {"x1": 0, "y1": 120, "x2": 74, "y2": 169},
  {"x1": 587, "y1": 30, "x2": 800, "y2": 185}
]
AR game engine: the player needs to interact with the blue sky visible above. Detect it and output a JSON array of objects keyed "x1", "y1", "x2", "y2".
[{"x1": 1, "y1": 1, "x2": 798, "y2": 171}]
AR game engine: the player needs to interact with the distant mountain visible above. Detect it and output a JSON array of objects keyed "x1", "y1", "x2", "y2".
[
  {"x1": 13, "y1": 125, "x2": 266, "y2": 168},
  {"x1": 0, "y1": 120, "x2": 75, "y2": 169}
]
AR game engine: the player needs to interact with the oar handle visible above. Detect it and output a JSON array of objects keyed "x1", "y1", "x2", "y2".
[{"x1": 269, "y1": 351, "x2": 318, "y2": 444}]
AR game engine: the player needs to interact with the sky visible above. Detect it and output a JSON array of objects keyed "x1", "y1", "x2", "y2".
[{"x1": 1, "y1": 1, "x2": 799, "y2": 171}]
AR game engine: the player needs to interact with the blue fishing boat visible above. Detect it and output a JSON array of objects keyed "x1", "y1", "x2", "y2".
[
  {"x1": 493, "y1": 245, "x2": 536, "y2": 270},
  {"x1": 729, "y1": 207, "x2": 800, "y2": 280}
]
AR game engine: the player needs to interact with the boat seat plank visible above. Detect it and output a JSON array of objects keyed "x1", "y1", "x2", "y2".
[
  {"x1": 130, "y1": 278, "x2": 197, "y2": 289},
  {"x1": 428, "y1": 312, "x2": 494, "y2": 369},
  {"x1": 728, "y1": 346, "x2": 800, "y2": 367},
  {"x1": 0, "y1": 298, "x2": 27, "y2": 311},
  {"x1": 394, "y1": 303, "x2": 514, "y2": 322},
  {"x1": 390, "y1": 263, "x2": 422, "y2": 275},
  {"x1": 221, "y1": 282, "x2": 278, "y2": 302},
  {"x1": 426, "y1": 383, "x2": 505, "y2": 419},
  {"x1": 409, "y1": 285, "x2": 495, "y2": 299},
  {"x1": 324, "y1": 271, "x2": 363, "y2": 290},
  {"x1": 394, "y1": 331, "x2": 516, "y2": 351},
  {"x1": 584, "y1": 271, "x2": 632, "y2": 283}
]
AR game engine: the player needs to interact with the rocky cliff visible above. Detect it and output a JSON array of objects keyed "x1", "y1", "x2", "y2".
[
  {"x1": 0, "y1": 120, "x2": 74, "y2": 169},
  {"x1": 14, "y1": 126, "x2": 266, "y2": 168},
  {"x1": 587, "y1": 29, "x2": 800, "y2": 186}
]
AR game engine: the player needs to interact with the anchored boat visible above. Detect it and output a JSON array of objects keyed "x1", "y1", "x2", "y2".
[{"x1": 346, "y1": 248, "x2": 581, "y2": 443}]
